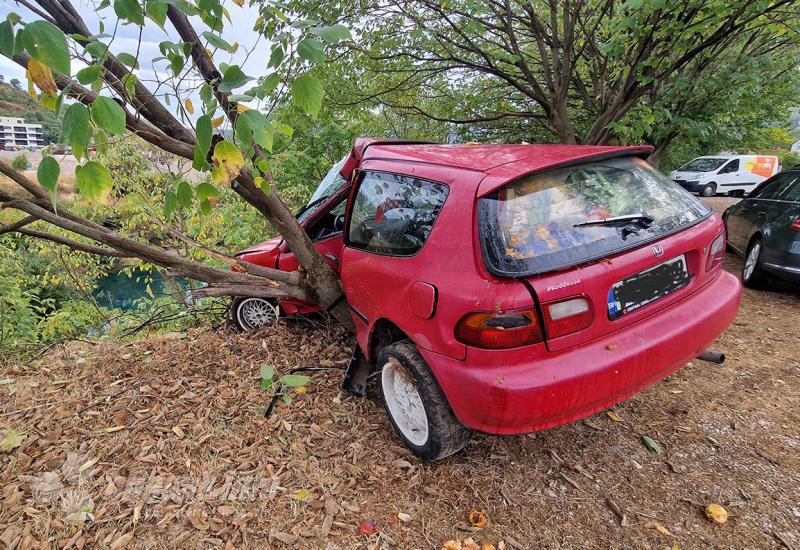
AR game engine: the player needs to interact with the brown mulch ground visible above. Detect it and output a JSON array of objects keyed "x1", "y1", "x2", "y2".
[{"x1": 2, "y1": 198, "x2": 799, "y2": 549}]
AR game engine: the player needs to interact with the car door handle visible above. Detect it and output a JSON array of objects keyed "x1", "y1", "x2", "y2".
[{"x1": 324, "y1": 253, "x2": 339, "y2": 265}]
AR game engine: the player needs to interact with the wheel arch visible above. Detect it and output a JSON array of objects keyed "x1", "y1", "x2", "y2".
[{"x1": 367, "y1": 318, "x2": 412, "y2": 363}]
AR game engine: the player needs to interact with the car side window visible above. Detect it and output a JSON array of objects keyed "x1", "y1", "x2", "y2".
[
  {"x1": 753, "y1": 173, "x2": 799, "y2": 199},
  {"x1": 719, "y1": 159, "x2": 739, "y2": 174},
  {"x1": 776, "y1": 176, "x2": 800, "y2": 201},
  {"x1": 347, "y1": 171, "x2": 449, "y2": 256}
]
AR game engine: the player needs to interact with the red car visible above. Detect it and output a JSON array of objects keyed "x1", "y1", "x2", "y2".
[{"x1": 234, "y1": 138, "x2": 742, "y2": 460}]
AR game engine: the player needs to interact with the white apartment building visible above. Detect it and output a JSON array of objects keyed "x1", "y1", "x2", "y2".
[{"x1": 0, "y1": 116, "x2": 45, "y2": 148}]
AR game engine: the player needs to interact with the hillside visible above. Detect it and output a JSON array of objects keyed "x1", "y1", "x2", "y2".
[{"x1": 0, "y1": 80, "x2": 61, "y2": 143}]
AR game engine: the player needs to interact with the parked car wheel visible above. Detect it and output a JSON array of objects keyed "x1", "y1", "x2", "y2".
[
  {"x1": 701, "y1": 182, "x2": 717, "y2": 197},
  {"x1": 742, "y1": 238, "x2": 769, "y2": 288},
  {"x1": 232, "y1": 297, "x2": 279, "y2": 331},
  {"x1": 377, "y1": 340, "x2": 472, "y2": 460}
]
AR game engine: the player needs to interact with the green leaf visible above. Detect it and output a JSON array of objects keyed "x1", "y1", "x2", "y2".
[
  {"x1": 236, "y1": 110, "x2": 273, "y2": 151},
  {"x1": 219, "y1": 65, "x2": 251, "y2": 92},
  {"x1": 176, "y1": 180, "x2": 192, "y2": 208},
  {"x1": 61, "y1": 103, "x2": 91, "y2": 159},
  {"x1": 146, "y1": 0, "x2": 168, "y2": 27},
  {"x1": 164, "y1": 187, "x2": 177, "y2": 218},
  {"x1": 94, "y1": 127, "x2": 109, "y2": 155},
  {"x1": 260, "y1": 378, "x2": 273, "y2": 390},
  {"x1": 260, "y1": 364, "x2": 274, "y2": 381},
  {"x1": 90, "y1": 96, "x2": 126, "y2": 135},
  {"x1": 268, "y1": 46, "x2": 284, "y2": 68},
  {"x1": 37, "y1": 155, "x2": 59, "y2": 208},
  {"x1": 84, "y1": 41, "x2": 110, "y2": 62},
  {"x1": 21, "y1": 20, "x2": 70, "y2": 75},
  {"x1": 202, "y1": 31, "x2": 233, "y2": 52},
  {"x1": 196, "y1": 181, "x2": 219, "y2": 200},
  {"x1": 0, "y1": 20, "x2": 14, "y2": 58},
  {"x1": 297, "y1": 37, "x2": 325, "y2": 63},
  {"x1": 227, "y1": 94, "x2": 254, "y2": 102},
  {"x1": 309, "y1": 24, "x2": 350, "y2": 43},
  {"x1": 0, "y1": 429, "x2": 26, "y2": 453},
  {"x1": 642, "y1": 435, "x2": 662, "y2": 455},
  {"x1": 114, "y1": 0, "x2": 145, "y2": 25},
  {"x1": 280, "y1": 374, "x2": 310, "y2": 387},
  {"x1": 260, "y1": 73, "x2": 281, "y2": 94},
  {"x1": 281, "y1": 393, "x2": 292, "y2": 405},
  {"x1": 76, "y1": 65, "x2": 102, "y2": 85},
  {"x1": 199, "y1": 83, "x2": 213, "y2": 106},
  {"x1": 291, "y1": 74, "x2": 323, "y2": 118},
  {"x1": 193, "y1": 114, "x2": 212, "y2": 170},
  {"x1": 116, "y1": 52, "x2": 139, "y2": 69},
  {"x1": 75, "y1": 161, "x2": 113, "y2": 201}
]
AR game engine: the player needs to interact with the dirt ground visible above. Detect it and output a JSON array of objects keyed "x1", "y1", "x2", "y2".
[{"x1": 1, "y1": 197, "x2": 799, "y2": 550}]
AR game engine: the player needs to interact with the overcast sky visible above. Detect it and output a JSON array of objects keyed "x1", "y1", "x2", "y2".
[{"x1": 1, "y1": 0, "x2": 270, "y2": 117}]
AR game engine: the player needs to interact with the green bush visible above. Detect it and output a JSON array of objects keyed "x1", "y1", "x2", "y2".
[{"x1": 11, "y1": 154, "x2": 29, "y2": 171}]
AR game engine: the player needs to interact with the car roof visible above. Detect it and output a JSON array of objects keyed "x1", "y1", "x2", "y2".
[{"x1": 354, "y1": 139, "x2": 654, "y2": 195}]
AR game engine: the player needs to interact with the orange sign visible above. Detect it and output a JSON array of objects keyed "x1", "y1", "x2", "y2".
[{"x1": 744, "y1": 156, "x2": 777, "y2": 178}]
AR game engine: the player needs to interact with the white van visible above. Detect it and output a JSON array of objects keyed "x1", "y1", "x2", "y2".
[{"x1": 669, "y1": 155, "x2": 779, "y2": 197}]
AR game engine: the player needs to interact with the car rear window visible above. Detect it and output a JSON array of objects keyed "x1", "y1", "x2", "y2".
[{"x1": 478, "y1": 156, "x2": 712, "y2": 276}]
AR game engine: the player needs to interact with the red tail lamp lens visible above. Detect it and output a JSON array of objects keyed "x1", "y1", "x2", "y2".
[
  {"x1": 706, "y1": 231, "x2": 726, "y2": 271},
  {"x1": 455, "y1": 307, "x2": 543, "y2": 349},
  {"x1": 790, "y1": 216, "x2": 800, "y2": 231},
  {"x1": 543, "y1": 297, "x2": 593, "y2": 338}
]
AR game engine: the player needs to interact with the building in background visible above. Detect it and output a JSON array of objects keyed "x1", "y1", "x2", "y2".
[{"x1": 0, "y1": 116, "x2": 45, "y2": 148}]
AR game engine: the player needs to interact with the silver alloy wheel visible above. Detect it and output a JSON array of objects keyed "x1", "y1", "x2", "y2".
[
  {"x1": 236, "y1": 298, "x2": 278, "y2": 330},
  {"x1": 381, "y1": 357, "x2": 429, "y2": 446},
  {"x1": 743, "y1": 242, "x2": 761, "y2": 281}
]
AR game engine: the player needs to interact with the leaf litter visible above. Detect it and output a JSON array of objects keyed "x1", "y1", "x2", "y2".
[{"x1": 1, "y1": 250, "x2": 799, "y2": 549}]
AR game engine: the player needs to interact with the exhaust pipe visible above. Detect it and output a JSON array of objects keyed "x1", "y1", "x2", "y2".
[{"x1": 696, "y1": 350, "x2": 725, "y2": 364}]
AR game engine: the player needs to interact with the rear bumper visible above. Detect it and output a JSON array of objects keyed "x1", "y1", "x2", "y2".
[{"x1": 420, "y1": 270, "x2": 742, "y2": 434}]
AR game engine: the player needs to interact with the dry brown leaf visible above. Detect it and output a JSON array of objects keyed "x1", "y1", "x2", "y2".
[
  {"x1": 705, "y1": 503, "x2": 729, "y2": 524},
  {"x1": 109, "y1": 533, "x2": 133, "y2": 550},
  {"x1": 27, "y1": 58, "x2": 57, "y2": 96},
  {"x1": 644, "y1": 521, "x2": 672, "y2": 536},
  {"x1": 468, "y1": 510, "x2": 488, "y2": 529}
]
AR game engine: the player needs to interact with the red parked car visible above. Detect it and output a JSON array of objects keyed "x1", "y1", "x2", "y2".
[{"x1": 234, "y1": 138, "x2": 742, "y2": 460}]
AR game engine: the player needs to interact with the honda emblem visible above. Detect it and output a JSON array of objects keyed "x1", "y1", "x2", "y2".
[{"x1": 651, "y1": 244, "x2": 664, "y2": 257}]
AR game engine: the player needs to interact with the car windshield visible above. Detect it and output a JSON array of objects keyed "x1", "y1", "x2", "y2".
[
  {"x1": 296, "y1": 157, "x2": 349, "y2": 223},
  {"x1": 478, "y1": 156, "x2": 712, "y2": 276},
  {"x1": 677, "y1": 158, "x2": 728, "y2": 172}
]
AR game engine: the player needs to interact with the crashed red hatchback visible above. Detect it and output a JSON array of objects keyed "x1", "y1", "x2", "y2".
[{"x1": 235, "y1": 139, "x2": 742, "y2": 460}]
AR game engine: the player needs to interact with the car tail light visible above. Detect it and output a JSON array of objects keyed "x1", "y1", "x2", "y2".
[
  {"x1": 790, "y1": 216, "x2": 800, "y2": 231},
  {"x1": 543, "y1": 297, "x2": 594, "y2": 339},
  {"x1": 706, "y1": 231, "x2": 726, "y2": 271},
  {"x1": 455, "y1": 307, "x2": 543, "y2": 349}
]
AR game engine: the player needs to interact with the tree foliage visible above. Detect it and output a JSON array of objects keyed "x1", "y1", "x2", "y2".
[
  {"x1": 306, "y1": 0, "x2": 800, "y2": 150},
  {"x1": 0, "y1": 0, "x2": 356, "y2": 329}
]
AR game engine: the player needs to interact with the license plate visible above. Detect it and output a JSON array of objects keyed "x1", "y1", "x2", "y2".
[{"x1": 607, "y1": 255, "x2": 690, "y2": 320}]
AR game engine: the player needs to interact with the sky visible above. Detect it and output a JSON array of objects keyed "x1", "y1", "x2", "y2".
[{"x1": 1, "y1": 0, "x2": 271, "y2": 117}]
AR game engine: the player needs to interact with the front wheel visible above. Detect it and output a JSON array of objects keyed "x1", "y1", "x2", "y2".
[
  {"x1": 378, "y1": 341, "x2": 472, "y2": 460},
  {"x1": 701, "y1": 182, "x2": 717, "y2": 197},
  {"x1": 232, "y1": 297, "x2": 279, "y2": 331},
  {"x1": 742, "y1": 238, "x2": 769, "y2": 289}
]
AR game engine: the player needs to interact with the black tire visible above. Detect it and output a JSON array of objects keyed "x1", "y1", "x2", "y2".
[
  {"x1": 377, "y1": 340, "x2": 472, "y2": 460},
  {"x1": 701, "y1": 182, "x2": 717, "y2": 197},
  {"x1": 231, "y1": 297, "x2": 279, "y2": 331},
  {"x1": 742, "y1": 238, "x2": 769, "y2": 289}
]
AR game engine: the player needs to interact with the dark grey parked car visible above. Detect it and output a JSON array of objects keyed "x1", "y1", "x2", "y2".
[{"x1": 722, "y1": 168, "x2": 800, "y2": 288}]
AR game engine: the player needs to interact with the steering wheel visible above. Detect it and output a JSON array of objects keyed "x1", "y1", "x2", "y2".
[{"x1": 334, "y1": 214, "x2": 346, "y2": 232}]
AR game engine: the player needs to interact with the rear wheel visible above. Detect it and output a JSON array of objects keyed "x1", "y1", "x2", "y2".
[
  {"x1": 232, "y1": 297, "x2": 279, "y2": 331},
  {"x1": 701, "y1": 182, "x2": 717, "y2": 197},
  {"x1": 378, "y1": 341, "x2": 472, "y2": 460},
  {"x1": 742, "y1": 238, "x2": 769, "y2": 288}
]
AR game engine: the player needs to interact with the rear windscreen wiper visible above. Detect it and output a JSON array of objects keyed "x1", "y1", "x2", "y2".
[{"x1": 573, "y1": 214, "x2": 654, "y2": 228}]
